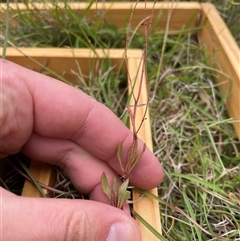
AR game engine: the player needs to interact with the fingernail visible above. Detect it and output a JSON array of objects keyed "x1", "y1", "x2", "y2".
[{"x1": 106, "y1": 222, "x2": 134, "y2": 241}]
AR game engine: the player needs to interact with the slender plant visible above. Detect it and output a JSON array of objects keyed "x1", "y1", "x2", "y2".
[{"x1": 101, "y1": 0, "x2": 156, "y2": 210}]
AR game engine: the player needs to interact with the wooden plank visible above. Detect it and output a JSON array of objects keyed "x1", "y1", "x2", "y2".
[
  {"x1": 0, "y1": 48, "x2": 138, "y2": 84},
  {"x1": 0, "y1": 2, "x2": 201, "y2": 34},
  {"x1": 21, "y1": 161, "x2": 55, "y2": 197},
  {"x1": 1, "y1": 2, "x2": 239, "y2": 239},
  {"x1": 128, "y1": 54, "x2": 162, "y2": 240},
  {"x1": 198, "y1": 3, "x2": 240, "y2": 140}
]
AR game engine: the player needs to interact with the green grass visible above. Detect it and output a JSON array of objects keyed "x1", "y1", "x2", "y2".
[
  {"x1": 1, "y1": 0, "x2": 240, "y2": 240},
  {"x1": 146, "y1": 30, "x2": 240, "y2": 240}
]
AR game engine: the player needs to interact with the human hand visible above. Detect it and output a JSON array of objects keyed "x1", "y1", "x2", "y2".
[{"x1": 0, "y1": 59, "x2": 164, "y2": 241}]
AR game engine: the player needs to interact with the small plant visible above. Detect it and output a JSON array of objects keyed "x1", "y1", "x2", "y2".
[
  {"x1": 101, "y1": 172, "x2": 131, "y2": 209},
  {"x1": 100, "y1": 0, "x2": 155, "y2": 210}
]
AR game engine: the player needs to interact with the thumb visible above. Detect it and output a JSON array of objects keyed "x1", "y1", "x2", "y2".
[{"x1": 1, "y1": 188, "x2": 141, "y2": 241}]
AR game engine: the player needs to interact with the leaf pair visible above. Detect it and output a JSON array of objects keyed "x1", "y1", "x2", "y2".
[
  {"x1": 101, "y1": 172, "x2": 131, "y2": 209},
  {"x1": 117, "y1": 137, "x2": 146, "y2": 180}
]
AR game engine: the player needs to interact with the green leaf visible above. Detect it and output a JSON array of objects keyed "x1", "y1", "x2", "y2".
[
  {"x1": 117, "y1": 142, "x2": 124, "y2": 174},
  {"x1": 129, "y1": 143, "x2": 146, "y2": 173},
  {"x1": 112, "y1": 176, "x2": 118, "y2": 193},
  {"x1": 128, "y1": 138, "x2": 138, "y2": 163},
  {"x1": 117, "y1": 179, "x2": 131, "y2": 208},
  {"x1": 119, "y1": 178, "x2": 129, "y2": 192},
  {"x1": 112, "y1": 177, "x2": 119, "y2": 207},
  {"x1": 117, "y1": 189, "x2": 131, "y2": 209},
  {"x1": 126, "y1": 138, "x2": 138, "y2": 172},
  {"x1": 101, "y1": 172, "x2": 111, "y2": 201}
]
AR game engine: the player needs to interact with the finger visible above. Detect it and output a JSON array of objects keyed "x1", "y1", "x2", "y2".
[
  {"x1": 22, "y1": 132, "x2": 161, "y2": 191},
  {"x1": 22, "y1": 133, "x2": 122, "y2": 203},
  {"x1": 1, "y1": 187, "x2": 15, "y2": 197},
  {"x1": 1, "y1": 187, "x2": 141, "y2": 241},
  {"x1": 0, "y1": 63, "x2": 33, "y2": 157}
]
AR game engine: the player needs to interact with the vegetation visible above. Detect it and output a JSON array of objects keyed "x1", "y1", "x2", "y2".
[{"x1": 1, "y1": 0, "x2": 239, "y2": 240}]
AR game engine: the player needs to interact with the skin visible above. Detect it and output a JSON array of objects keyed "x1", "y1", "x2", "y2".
[{"x1": 0, "y1": 59, "x2": 164, "y2": 241}]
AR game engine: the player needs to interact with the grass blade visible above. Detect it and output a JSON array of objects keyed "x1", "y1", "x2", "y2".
[
  {"x1": 2, "y1": 0, "x2": 9, "y2": 59},
  {"x1": 18, "y1": 160, "x2": 46, "y2": 198}
]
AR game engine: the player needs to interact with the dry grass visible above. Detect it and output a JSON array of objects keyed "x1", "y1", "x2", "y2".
[{"x1": 1, "y1": 1, "x2": 239, "y2": 240}]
